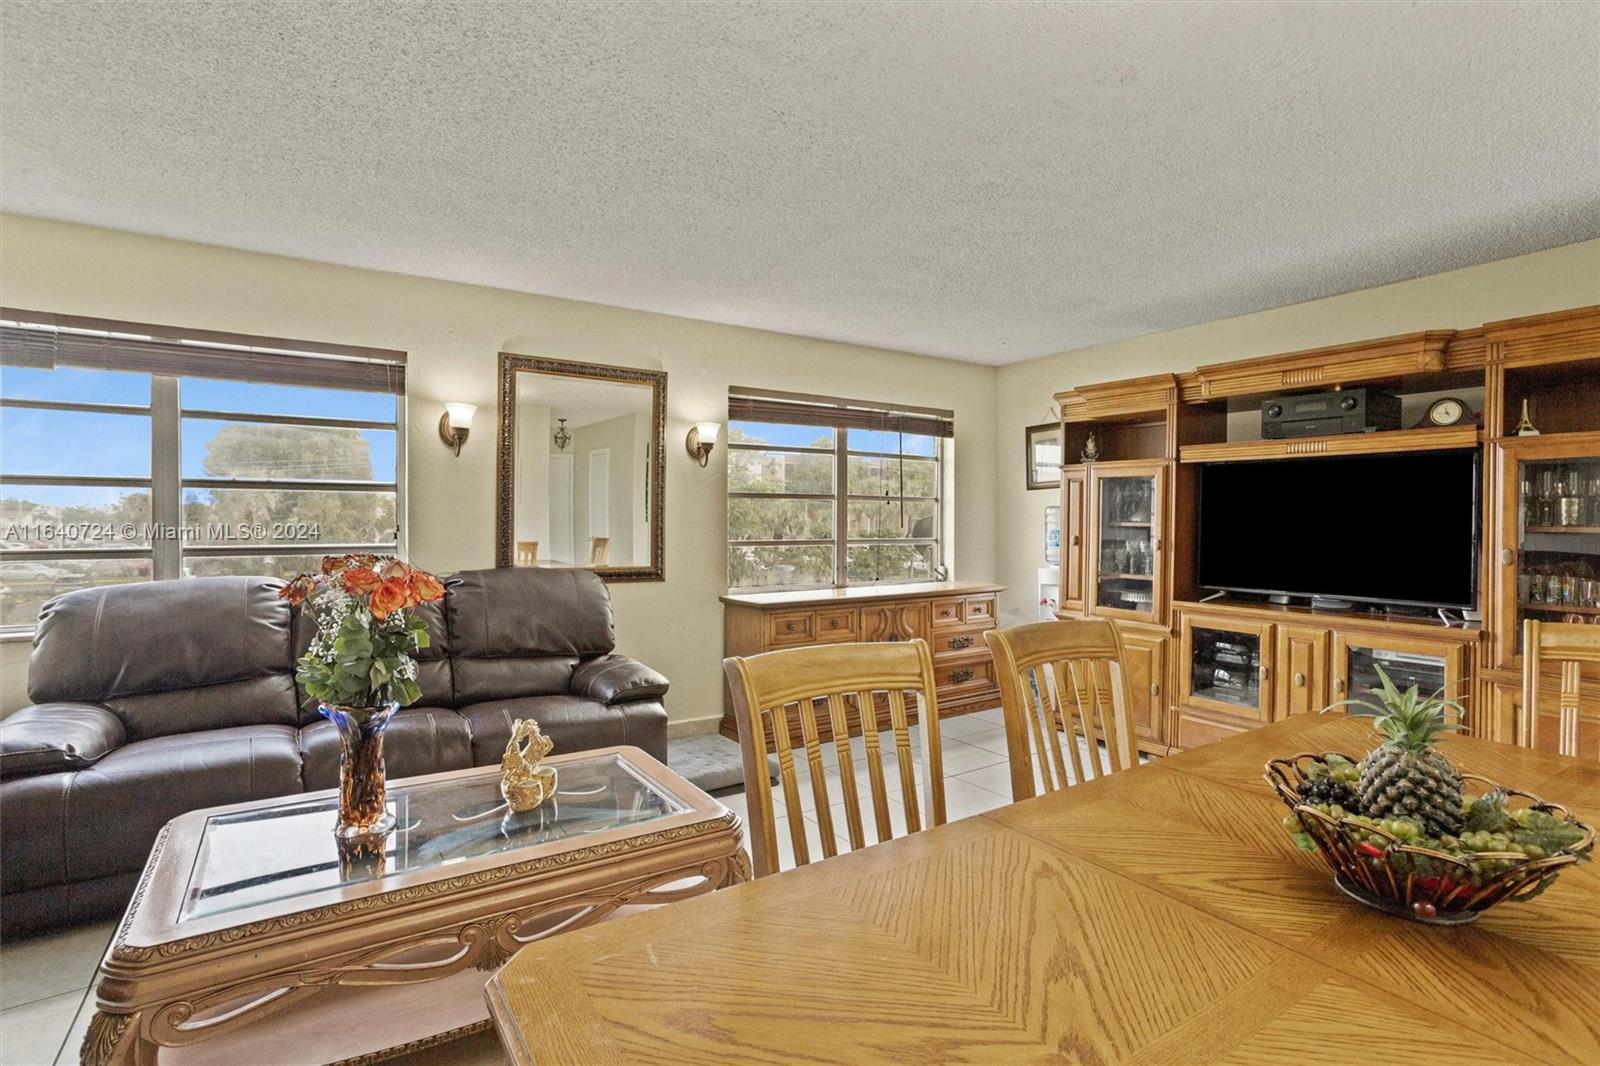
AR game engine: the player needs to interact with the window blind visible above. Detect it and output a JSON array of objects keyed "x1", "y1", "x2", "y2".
[
  {"x1": 0, "y1": 308, "x2": 406, "y2": 395},
  {"x1": 728, "y1": 387, "x2": 954, "y2": 438}
]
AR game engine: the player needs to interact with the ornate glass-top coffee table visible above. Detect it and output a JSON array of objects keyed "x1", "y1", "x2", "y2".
[{"x1": 84, "y1": 746, "x2": 747, "y2": 1065}]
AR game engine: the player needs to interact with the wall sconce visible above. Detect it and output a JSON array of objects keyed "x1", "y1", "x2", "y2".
[
  {"x1": 438, "y1": 403, "x2": 476, "y2": 457},
  {"x1": 686, "y1": 421, "x2": 720, "y2": 467}
]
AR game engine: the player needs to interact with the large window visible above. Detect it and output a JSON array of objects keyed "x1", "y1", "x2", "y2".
[
  {"x1": 726, "y1": 389, "x2": 951, "y2": 591},
  {"x1": 0, "y1": 311, "x2": 405, "y2": 631}
]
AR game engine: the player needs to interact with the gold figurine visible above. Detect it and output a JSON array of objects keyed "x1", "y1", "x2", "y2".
[{"x1": 500, "y1": 719, "x2": 557, "y2": 812}]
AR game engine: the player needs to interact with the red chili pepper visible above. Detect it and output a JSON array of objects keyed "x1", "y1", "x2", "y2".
[{"x1": 1357, "y1": 842, "x2": 1385, "y2": 859}]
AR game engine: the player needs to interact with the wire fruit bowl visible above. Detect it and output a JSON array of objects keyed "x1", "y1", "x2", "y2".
[{"x1": 1266, "y1": 752, "x2": 1594, "y2": 925}]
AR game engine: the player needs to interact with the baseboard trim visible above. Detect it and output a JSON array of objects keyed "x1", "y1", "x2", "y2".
[{"x1": 667, "y1": 715, "x2": 724, "y2": 740}]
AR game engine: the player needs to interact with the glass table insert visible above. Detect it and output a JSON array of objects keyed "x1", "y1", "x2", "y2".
[{"x1": 180, "y1": 752, "x2": 688, "y2": 922}]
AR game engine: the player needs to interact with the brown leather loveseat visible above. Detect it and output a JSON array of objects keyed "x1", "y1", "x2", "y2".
[{"x1": 0, "y1": 567, "x2": 668, "y2": 935}]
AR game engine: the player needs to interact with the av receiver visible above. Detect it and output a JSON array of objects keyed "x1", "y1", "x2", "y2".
[{"x1": 1261, "y1": 387, "x2": 1401, "y2": 439}]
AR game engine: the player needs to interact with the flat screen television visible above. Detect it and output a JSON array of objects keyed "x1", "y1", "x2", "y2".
[{"x1": 1197, "y1": 449, "x2": 1479, "y2": 610}]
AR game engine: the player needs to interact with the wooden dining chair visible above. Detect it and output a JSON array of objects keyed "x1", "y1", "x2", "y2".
[
  {"x1": 985, "y1": 618, "x2": 1139, "y2": 802},
  {"x1": 1521, "y1": 619, "x2": 1600, "y2": 759},
  {"x1": 723, "y1": 639, "x2": 947, "y2": 878},
  {"x1": 589, "y1": 537, "x2": 611, "y2": 564},
  {"x1": 515, "y1": 540, "x2": 539, "y2": 566}
]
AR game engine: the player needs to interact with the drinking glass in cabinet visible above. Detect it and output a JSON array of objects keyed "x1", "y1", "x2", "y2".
[{"x1": 1516, "y1": 457, "x2": 1600, "y2": 645}]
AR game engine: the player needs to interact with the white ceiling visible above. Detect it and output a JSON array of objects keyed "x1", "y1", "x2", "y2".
[
  {"x1": 2, "y1": 2, "x2": 1597, "y2": 365},
  {"x1": 516, "y1": 372, "x2": 649, "y2": 428}
]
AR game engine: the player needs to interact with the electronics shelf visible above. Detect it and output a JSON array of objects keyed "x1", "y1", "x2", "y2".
[{"x1": 1178, "y1": 424, "x2": 1480, "y2": 464}]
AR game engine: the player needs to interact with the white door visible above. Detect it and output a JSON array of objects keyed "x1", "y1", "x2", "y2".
[
  {"x1": 548, "y1": 454, "x2": 574, "y2": 564},
  {"x1": 588, "y1": 448, "x2": 610, "y2": 539}
]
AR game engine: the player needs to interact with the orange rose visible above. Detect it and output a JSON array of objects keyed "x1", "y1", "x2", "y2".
[
  {"x1": 340, "y1": 567, "x2": 382, "y2": 595},
  {"x1": 370, "y1": 578, "x2": 410, "y2": 619},
  {"x1": 380, "y1": 559, "x2": 412, "y2": 581},
  {"x1": 409, "y1": 571, "x2": 445, "y2": 602},
  {"x1": 321, "y1": 555, "x2": 341, "y2": 575}
]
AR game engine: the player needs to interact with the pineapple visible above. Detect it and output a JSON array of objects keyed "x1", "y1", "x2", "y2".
[{"x1": 1338, "y1": 665, "x2": 1467, "y2": 838}]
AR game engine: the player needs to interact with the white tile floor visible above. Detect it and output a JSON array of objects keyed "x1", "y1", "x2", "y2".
[{"x1": 0, "y1": 707, "x2": 1119, "y2": 1066}]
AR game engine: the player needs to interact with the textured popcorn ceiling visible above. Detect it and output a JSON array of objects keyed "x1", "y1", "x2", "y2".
[{"x1": 2, "y1": 2, "x2": 1597, "y2": 364}]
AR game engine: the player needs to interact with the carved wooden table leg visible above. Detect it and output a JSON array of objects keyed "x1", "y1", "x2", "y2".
[{"x1": 80, "y1": 1010, "x2": 154, "y2": 1066}]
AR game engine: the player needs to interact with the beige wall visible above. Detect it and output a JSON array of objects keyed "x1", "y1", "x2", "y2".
[
  {"x1": 0, "y1": 214, "x2": 1000, "y2": 726},
  {"x1": 992, "y1": 239, "x2": 1600, "y2": 629},
  {"x1": 2, "y1": 215, "x2": 1594, "y2": 722}
]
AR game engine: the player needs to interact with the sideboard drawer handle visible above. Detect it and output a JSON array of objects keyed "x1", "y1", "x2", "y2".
[
  {"x1": 1294, "y1": 671, "x2": 1306, "y2": 688},
  {"x1": 949, "y1": 668, "x2": 975, "y2": 683},
  {"x1": 949, "y1": 635, "x2": 976, "y2": 650}
]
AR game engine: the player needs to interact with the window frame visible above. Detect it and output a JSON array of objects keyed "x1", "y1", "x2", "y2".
[
  {"x1": 726, "y1": 423, "x2": 945, "y2": 592},
  {"x1": 1, "y1": 321, "x2": 405, "y2": 634}
]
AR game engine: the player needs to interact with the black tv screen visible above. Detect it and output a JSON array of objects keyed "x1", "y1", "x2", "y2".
[{"x1": 1197, "y1": 450, "x2": 1479, "y2": 610}]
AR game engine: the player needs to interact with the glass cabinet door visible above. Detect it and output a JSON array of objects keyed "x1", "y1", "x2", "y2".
[
  {"x1": 1332, "y1": 633, "x2": 1468, "y2": 727},
  {"x1": 1493, "y1": 437, "x2": 1600, "y2": 668},
  {"x1": 1180, "y1": 616, "x2": 1273, "y2": 721},
  {"x1": 1512, "y1": 453, "x2": 1600, "y2": 653},
  {"x1": 1343, "y1": 647, "x2": 1446, "y2": 704},
  {"x1": 1089, "y1": 464, "x2": 1163, "y2": 623}
]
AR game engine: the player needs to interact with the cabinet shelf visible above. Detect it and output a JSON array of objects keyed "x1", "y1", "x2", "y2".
[
  {"x1": 1179, "y1": 425, "x2": 1480, "y2": 464},
  {"x1": 1525, "y1": 526, "x2": 1600, "y2": 536},
  {"x1": 1107, "y1": 521, "x2": 1153, "y2": 528},
  {"x1": 1101, "y1": 573, "x2": 1154, "y2": 582},
  {"x1": 1520, "y1": 602, "x2": 1600, "y2": 617}
]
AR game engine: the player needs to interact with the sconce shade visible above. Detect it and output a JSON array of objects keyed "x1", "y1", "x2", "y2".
[
  {"x1": 439, "y1": 403, "x2": 476, "y2": 457},
  {"x1": 686, "y1": 421, "x2": 721, "y2": 467}
]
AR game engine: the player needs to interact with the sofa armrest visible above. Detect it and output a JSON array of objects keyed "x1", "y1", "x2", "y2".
[
  {"x1": 0, "y1": 703, "x2": 125, "y2": 779},
  {"x1": 571, "y1": 655, "x2": 670, "y2": 705}
]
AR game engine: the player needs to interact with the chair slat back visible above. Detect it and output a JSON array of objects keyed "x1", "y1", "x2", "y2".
[
  {"x1": 985, "y1": 618, "x2": 1139, "y2": 801},
  {"x1": 724, "y1": 640, "x2": 946, "y2": 877},
  {"x1": 1521, "y1": 619, "x2": 1600, "y2": 760}
]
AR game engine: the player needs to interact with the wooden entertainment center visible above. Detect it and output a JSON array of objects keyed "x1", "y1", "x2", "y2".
[{"x1": 1052, "y1": 304, "x2": 1600, "y2": 758}]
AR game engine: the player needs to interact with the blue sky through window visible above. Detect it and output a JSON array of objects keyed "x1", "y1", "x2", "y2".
[{"x1": 2, "y1": 371, "x2": 397, "y2": 486}]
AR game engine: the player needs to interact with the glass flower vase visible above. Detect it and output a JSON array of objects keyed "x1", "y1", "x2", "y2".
[{"x1": 319, "y1": 701, "x2": 400, "y2": 837}]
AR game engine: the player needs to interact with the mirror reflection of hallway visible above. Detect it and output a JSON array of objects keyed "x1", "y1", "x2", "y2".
[{"x1": 500, "y1": 354, "x2": 664, "y2": 577}]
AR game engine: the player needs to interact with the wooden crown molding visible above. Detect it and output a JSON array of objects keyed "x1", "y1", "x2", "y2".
[
  {"x1": 1484, "y1": 304, "x2": 1600, "y2": 367},
  {"x1": 1176, "y1": 330, "x2": 1457, "y2": 403},
  {"x1": 1055, "y1": 374, "x2": 1179, "y2": 423}
]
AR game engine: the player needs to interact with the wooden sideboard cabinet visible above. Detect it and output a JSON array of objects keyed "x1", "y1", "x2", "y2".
[{"x1": 720, "y1": 581, "x2": 1005, "y2": 744}]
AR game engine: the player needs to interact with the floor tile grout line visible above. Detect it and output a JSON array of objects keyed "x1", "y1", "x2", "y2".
[{"x1": 0, "y1": 981, "x2": 92, "y2": 1014}]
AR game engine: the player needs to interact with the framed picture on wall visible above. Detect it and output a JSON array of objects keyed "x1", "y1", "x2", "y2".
[{"x1": 1025, "y1": 422, "x2": 1063, "y2": 490}]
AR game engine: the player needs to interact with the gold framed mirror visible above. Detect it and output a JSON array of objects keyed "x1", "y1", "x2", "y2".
[{"x1": 495, "y1": 353, "x2": 666, "y2": 580}]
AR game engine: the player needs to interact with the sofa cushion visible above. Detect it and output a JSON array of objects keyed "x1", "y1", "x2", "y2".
[
  {"x1": 107, "y1": 674, "x2": 300, "y2": 742},
  {"x1": 0, "y1": 703, "x2": 124, "y2": 779},
  {"x1": 298, "y1": 706, "x2": 474, "y2": 790},
  {"x1": 459, "y1": 695, "x2": 668, "y2": 765},
  {"x1": 451, "y1": 656, "x2": 579, "y2": 705},
  {"x1": 292, "y1": 598, "x2": 453, "y2": 723},
  {"x1": 446, "y1": 569, "x2": 614, "y2": 659},
  {"x1": 1, "y1": 725, "x2": 303, "y2": 892},
  {"x1": 30, "y1": 576, "x2": 298, "y2": 739}
]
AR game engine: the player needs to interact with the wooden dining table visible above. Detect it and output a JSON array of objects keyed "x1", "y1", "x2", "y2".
[{"x1": 485, "y1": 712, "x2": 1599, "y2": 1064}]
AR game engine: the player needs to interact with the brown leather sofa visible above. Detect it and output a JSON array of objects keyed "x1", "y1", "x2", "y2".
[{"x1": 0, "y1": 567, "x2": 668, "y2": 935}]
